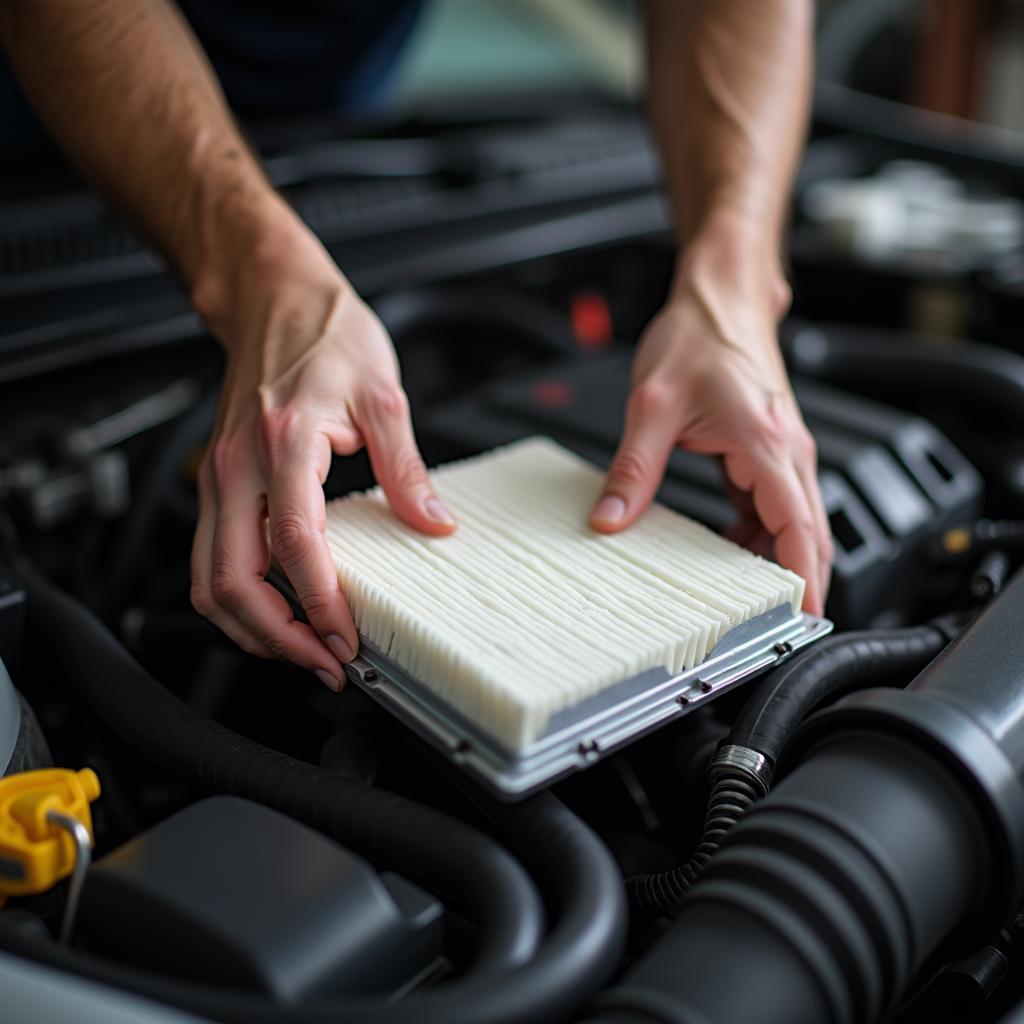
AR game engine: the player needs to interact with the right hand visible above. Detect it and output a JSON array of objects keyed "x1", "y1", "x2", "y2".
[{"x1": 189, "y1": 216, "x2": 456, "y2": 692}]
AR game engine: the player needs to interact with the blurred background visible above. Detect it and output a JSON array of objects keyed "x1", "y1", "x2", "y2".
[
  {"x1": 388, "y1": 0, "x2": 1024, "y2": 130},
  {"x1": 392, "y1": 0, "x2": 1024, "y2": 128},
  {"x1": 6, "y1": 0, "x2": 1024, "y2": 635}
]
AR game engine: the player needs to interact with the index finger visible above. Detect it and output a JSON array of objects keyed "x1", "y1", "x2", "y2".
[{"x1": 357, "y1": 385, "x2": 457, "y2": 536}]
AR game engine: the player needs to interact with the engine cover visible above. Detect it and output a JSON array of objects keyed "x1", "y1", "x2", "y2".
[{"x1": 79, "y1": 797, "x2": 444, "y2": 1003}]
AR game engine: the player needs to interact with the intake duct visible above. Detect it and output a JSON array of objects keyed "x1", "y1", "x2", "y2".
[{"x1": 589, "y1": 570, "x2": 1024, "y2": 1024}]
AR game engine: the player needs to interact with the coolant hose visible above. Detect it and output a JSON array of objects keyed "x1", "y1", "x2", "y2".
[
  {"x1": 627, "y1": 623, "x2": 957, "y2": 918},
  {"x1": 590, "y1": 571, "x2": 1024, "y2": 1024},
  {"x1": 13, "y1": 560, "x2": 627, "y2": 1024}
]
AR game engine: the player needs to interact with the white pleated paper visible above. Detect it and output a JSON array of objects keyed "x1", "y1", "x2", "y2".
[{"x1": 325, "y1": 438, "x2": 804, "y2": 750}]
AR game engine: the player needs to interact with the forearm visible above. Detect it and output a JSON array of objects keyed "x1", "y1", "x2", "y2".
[
  {"x1": 0, "y1": 0, "x2": 295, "y2": 318},
  {"x1": 597, "y1": 3, "x2": 828, "y2": 612},
  {"x1": 1, "y1": 1, "x2": 456, "y2": 676},
  {"x1": 644, "y1": 0, "x2": 813, "y2": 303}
]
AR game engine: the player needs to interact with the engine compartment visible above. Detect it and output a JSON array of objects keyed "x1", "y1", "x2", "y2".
[{"x1": 3, "y1": 94, "x2": 1024, "y2": 1023}]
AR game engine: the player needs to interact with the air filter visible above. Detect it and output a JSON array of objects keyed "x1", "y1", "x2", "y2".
[{"x1": 325, "y1": 438, "x2": 830, "y2": 797}]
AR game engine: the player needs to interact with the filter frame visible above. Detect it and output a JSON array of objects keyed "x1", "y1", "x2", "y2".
[{"x1": 343, "y1": 607, "x2": 833, "y2": 800}]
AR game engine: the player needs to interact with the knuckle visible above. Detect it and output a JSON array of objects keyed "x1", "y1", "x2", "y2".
[
  {"x1": 298, "y1": 587, "x2": 334, "y2": 620},
  {"x1": 367, "y1": 382, "x2": 409, "y2": 419},
  {"x1": 388, "y1": 448, "x2": 428, "y2": 490},
  {"x1": 262, "y1": 634, "x2": 289, "y2": 661},
  {"x1": 270, "y1": 512, "x2": 311, "y2": 562},
  {"x1": 793, "y1": 514, "x2": 817, "y2": 541},
  {"x1": 609, "y1": 447, "x2": 655, "y2": 490},
  {"x1": 210, "y1": 563, "x2": 243, "y2": 611},
  {"x1": 629, "y1": 378, "x2": 675, "y2": 420},
  {"x1": 755, "y1": 408, "x2": 790, "y2": 458},
  {"x1": 259, "y1": 406, "x2": 305, "y2": 460}
]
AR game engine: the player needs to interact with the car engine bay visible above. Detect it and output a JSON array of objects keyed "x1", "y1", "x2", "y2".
[{"x1": 2, "y1": 89, "x2": 1024, "y2": 1024}]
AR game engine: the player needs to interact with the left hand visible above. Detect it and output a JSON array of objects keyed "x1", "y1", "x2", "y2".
[{"x1": 588, "y1": 267, "x2": 832, "y2": 616}]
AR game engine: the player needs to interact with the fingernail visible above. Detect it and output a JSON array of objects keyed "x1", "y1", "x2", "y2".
[
  {"x1": 424, "y1": 496, "x2": 455, "y2": 526},
  {"x1": 591, "y1": 494, "x2": 626, "y2": 525},
  {"x1": 315, "y1": 669, "x2": 342, "y2": 693},
  {"x1": 326, "y1": 633, "x2": 355, "y2": 663}
]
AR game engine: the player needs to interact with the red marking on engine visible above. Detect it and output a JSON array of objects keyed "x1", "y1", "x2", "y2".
[
  {"x1": 571, "y1": 292, "x2": 613, "y2": 350},
  {"x1": 530, "y1": 379, "x2": 575, "y2": 407}
]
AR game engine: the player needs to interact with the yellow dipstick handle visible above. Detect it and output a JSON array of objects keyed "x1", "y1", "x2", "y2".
[{"x1": 0, "y1": 768, "x2": 101, "y2": 905}]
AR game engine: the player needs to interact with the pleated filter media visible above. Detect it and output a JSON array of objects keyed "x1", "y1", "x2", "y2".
[{"x1": 325, "y1": 437, "x2": 805, "y2": 751}]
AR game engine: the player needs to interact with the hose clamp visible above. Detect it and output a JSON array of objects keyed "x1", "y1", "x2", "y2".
[{"x1": 710, "y1": 744, "x2": 773, "y2": 796}]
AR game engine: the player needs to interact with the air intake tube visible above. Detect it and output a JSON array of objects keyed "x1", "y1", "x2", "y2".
[{"x1": 590, "y1": 571, "x2": 1024, "y2": 1024}]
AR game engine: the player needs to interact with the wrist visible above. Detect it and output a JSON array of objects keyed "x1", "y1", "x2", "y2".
[
  {"x1": 190, "y1": 194, "x2": 345, "y2": 354},
  {"x1": 669, "y1": 208, "x2": 790, "y2": 321}
]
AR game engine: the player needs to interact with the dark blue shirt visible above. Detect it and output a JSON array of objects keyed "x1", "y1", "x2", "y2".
[{"x1": 176, "y1": 0, "x2": 424, "y2": 115}]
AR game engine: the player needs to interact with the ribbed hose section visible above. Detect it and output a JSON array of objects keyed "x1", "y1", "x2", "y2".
[
  {"x1": 626, "y1": 625, "x2": 958, "y2": 922},
  {"x1": 627, "y1": 753, "x2": 767, "y2": 917},
  {"x1": 591, "y1": 733, "x2": 992, "y2": 1024}
]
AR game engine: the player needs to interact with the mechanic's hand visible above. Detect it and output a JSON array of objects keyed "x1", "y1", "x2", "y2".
[
  {"x1": 190, "y1": 219, "x2": 455, "y2": 691},
  {"x1": 589, "y1": 267, "x2": 832, "y2": 616}
]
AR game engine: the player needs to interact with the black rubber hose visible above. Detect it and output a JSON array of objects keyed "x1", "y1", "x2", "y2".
[
  {"x1": 22, "y1": 557, "x2": 540, "y2": 974},
  {"x1": 16, "y1": 560, "x2": 627, "y2": 1024},
  {"x1": 422, "y1": 759, "x2": 628, "y2": 1019},
  {"x1": 593, "y1": 574, "x2": 1024, "y2": 1024},
  {"x1": 0, "y1": 797, "x2": 625, "y2": 1024},
  {"x1": 0, "y1": 795, "x2": 627, "y2": 1024},
  {"x1": 592, "y1": 732, "x2": 996, "y2": 1024},
  {"x1": 783, "y1": 323, "x2": 1024, "y2": 430},
  {"x1": 627, "y1": 623, "x2": 958, "y2": 918},
  {"x1": 728, "y1": 623, "x2": 956, "y2": 767}
]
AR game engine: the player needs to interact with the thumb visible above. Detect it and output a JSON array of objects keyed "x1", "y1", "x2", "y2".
[
  {"x1": 359, "y1": 386, "x2": 456, "y2": 536},
  {"x1": 590, "y1": 382, "x2": 678, "y2": 533}
]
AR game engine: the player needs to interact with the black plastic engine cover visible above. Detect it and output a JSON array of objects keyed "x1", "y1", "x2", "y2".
[
  {"x1": 79, "y1": 796, "x2": 443, "y2": 1003},
  {"x1": 420, "y1": 350, "x2": 982, "y2": 629}
]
